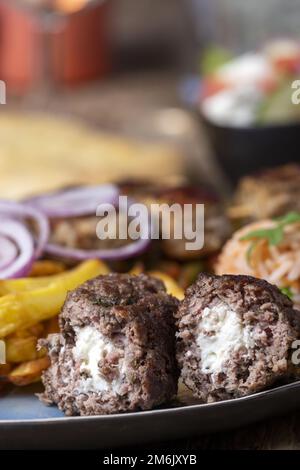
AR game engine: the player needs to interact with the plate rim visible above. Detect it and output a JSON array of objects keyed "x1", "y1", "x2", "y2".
[{"x1": 1, "y1": 379, "x2": 300, "y2": 425}]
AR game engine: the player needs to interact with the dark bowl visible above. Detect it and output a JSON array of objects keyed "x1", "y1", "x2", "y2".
[{"x1": 200, "y1": 114, "x2": 300, "y2": 186}]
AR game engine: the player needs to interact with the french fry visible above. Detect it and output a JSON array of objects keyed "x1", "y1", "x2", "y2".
[
  {"x1": 26, "y1": 323, "x2": 46, "y2": 338},
  {"x1": 13, "y1": 323, "x2": 45, "y2": 339},
  {"x1": 8, "y1": 357, "x2": 50, "y2": 386},
  {"x1": 0, "y1": 259, "x2": 109, "y2": 295},
  {"x1": 0, "y1": 260, "x2": 108, "y2": 338},
  {"x1": 149, "y1": 270, "x2": 185, "y2": 300},
  {"x1": 129, "y1": 263, "x2": 144, "y2": 275},
  {"x1": 0, "y1": 277, "x2": 55, "y2": 295},
  {"x1": 5, "y1": 336, "x2": 43, "y2": 363},
  {"x1": 29, "y1": 260, "x2": 66, "y2": 277}
]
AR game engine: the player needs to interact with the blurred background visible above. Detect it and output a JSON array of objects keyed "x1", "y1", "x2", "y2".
[{"x1": 1, "y1": 0, "x2": 300, "y2": 196}]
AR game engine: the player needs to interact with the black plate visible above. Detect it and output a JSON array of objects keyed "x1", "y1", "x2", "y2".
[{"x1": 1, "y1": 381, "x2": 300, "y2": 449}]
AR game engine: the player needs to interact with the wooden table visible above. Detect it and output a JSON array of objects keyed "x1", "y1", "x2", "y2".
[{"x1": 174, "y1": 411, "x2": 300, "y2": 450}]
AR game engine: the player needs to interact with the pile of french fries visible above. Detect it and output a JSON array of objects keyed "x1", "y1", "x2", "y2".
[
  {"x1": 0, "y1": 259, "x2": 184, "y2": 390},
  {"x1": 0, "y1": 259, "x2": 109, "y2": 388}
]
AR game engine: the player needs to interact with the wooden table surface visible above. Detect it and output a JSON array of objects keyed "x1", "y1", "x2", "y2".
[
  {"x1": 163, "y1": 411, "x2": 300, "y2": 450},
  {"x1": 8, "y1": 72, "x2": 300, "y2": 450}
]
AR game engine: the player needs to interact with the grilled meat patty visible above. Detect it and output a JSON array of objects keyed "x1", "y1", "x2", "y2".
[
  {"x1": 40, "y1": 273, "x2": 179, "y2": 415},
  {"x1": 176, "y1": 273, "x2": 300, "y2": 403}
]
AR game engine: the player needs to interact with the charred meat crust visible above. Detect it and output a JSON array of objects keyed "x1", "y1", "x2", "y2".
[
  {"x1": 176, "y1": 273, "x2": 300, "y2": 403},
  {"x1": 40, "y1": 274, "x2": 179, "y2": 416}
]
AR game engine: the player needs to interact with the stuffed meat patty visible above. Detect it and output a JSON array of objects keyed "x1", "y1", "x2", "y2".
[
  {"x1": 40, "y1": 273, "x2": 179, "y2": 415},
  {"x1": 176, "y1": 273, "x2": 300, "y2": 403}
]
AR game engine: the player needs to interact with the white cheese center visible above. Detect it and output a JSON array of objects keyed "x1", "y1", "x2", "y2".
[
  {"x1": 197, "y1": 303, "x2": 252, "y2": 375},
  {"x1": 73, "y1": 326, "x2": 124, "y2": 394}
]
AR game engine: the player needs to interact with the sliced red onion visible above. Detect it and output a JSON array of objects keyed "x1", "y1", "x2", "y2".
[
  {"x1": 24, "y1": 185, "x2": 119, "y2": 218},
  {"x1": 45, "y1": 195, "x2": 152, "y2": 261},
  {"x1": 0, "y1": 219, "x2": 35, "y2": 279},
  {"x1": 0, "y1": 235, "x2": 18, "y2": 270},
  {"x1": 45, "y1": 237, "x2": 151, "y2": 261},
  {"x1": 0, "y1": 200, "x2": 50, "y2": 259}
]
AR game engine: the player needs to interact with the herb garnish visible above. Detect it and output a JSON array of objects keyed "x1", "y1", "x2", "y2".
[
  {"x1": 280, "y1": 286, "x2": 294, "y2": 300},
  {"x1": 240, "y1": 211, "x2": 300, "y2": 266}
]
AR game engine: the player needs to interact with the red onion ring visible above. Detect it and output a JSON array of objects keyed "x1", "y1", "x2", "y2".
[
  {"x1": 24, "y1": 185, "x2": 119, "y2": 218},
  {"x1": 0, "y1": 235, "x2": 18, "y2": 270},
  {"x1": 45, "y1": 236, "x2": 151, "y2": 261},
  {"x1": 0, "y1": 219, "x2": 35, "y2": 279},
  {"x1": 44, "y1": 195, "x2": 152, "y2": 261},
  {"x1": 0, "y1": 200, "x2": 50, "y2": 259}
]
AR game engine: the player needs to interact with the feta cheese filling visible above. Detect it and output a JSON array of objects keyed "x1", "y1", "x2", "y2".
[
  {"x1": 73, "y1": 326, "x2": 124, "y2": 394},
  {"x1": 197, "y1": 303, "x2": 252, "y2": 375}
]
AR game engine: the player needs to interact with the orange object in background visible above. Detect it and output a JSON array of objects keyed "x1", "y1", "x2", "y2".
[
  {"x1": 0, "y1": 0, "x2": 110, "y2": 94},
  {"x1": 0, "y1": 2, "x2": 41, "y2": 94},
  {"x1": 52, "y1": 2, "x2": 110, "y2": 85},
  {"x1": 54, "y1": 0, "x2": 89, "y2": 13}
]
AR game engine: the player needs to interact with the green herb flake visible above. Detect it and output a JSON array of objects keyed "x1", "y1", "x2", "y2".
[
  {"x1": 240, "y1": 211, "x2": 300, "y2": 266},
  {"x1": 280, "y1": 286, "x2": 294, "y2": 300},
  {"x1": 240, "y1": 227, "x2": 284, "y2": 246},
  {"x1": 274, "y1": 211, "x2": 300, "y2": 226}
]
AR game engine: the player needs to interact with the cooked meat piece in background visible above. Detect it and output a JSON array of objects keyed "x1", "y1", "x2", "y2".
[
  {"x1": 120, "y1": 182, "x2": 232, "y2": 260},
  {"x1": 50, "y1": 215, "x2": 130, "y2": 251},
  {"x1": 157, "y1": 186, "x2": 231, "y2": 260},
  {"x1": 39, "y1": 274, "x2": 179, "y2": 415},
  {"x1": 176, "y1": 273, "x2": 300, "y2": 403},
  {"x1": 49, "y1": 181, "x2": 231, "y2": 264},
  {"x1": 49, "y1": 180, "x2": 167, "y2": 253},
  {"x1": 230, "y1": 164, "x2": 300, "y2": 222}
]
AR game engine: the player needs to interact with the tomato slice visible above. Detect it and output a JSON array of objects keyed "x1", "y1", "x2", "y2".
[
  {"x1": 272, "y1": 56, "x2": 300, "y2": 74},
  {"x1": 201, "y1": 77, "x2": 230, "y2": 99}
]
